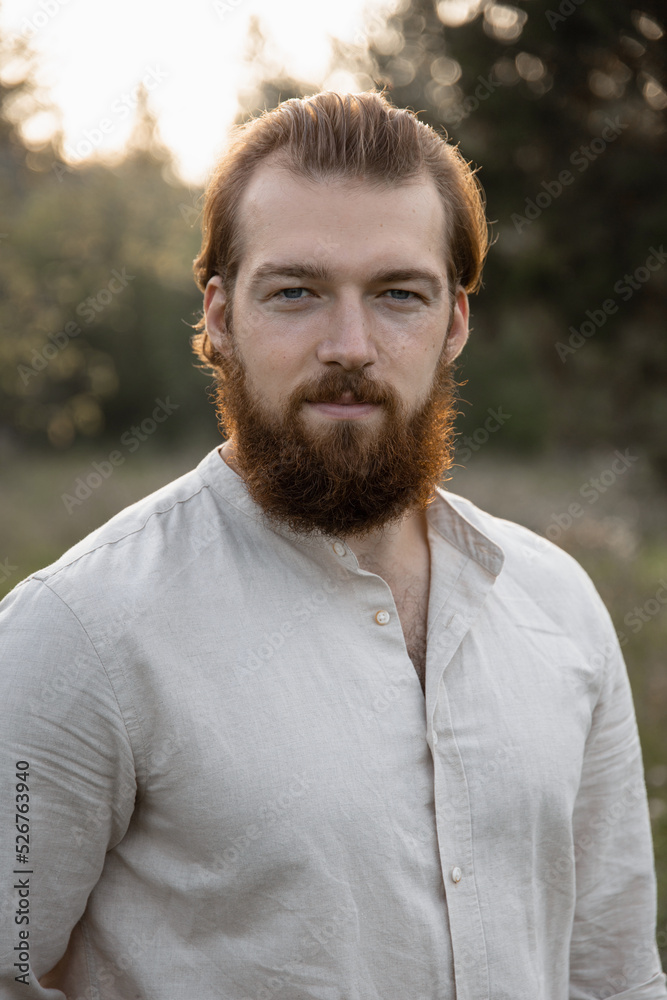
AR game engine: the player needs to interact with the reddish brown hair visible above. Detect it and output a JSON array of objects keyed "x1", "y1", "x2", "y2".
[{"x1": 192, "y1": 90, "x2": 489, "y2": 368}]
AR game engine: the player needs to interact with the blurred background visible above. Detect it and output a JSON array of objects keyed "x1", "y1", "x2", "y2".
[{"x1": 1, "y1": 0, "x2": 666, "y2": 967}]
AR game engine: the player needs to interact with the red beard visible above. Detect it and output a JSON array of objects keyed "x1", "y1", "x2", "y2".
[{"x1": 211, "y1": 339, "x2": 460, "y2": 539}]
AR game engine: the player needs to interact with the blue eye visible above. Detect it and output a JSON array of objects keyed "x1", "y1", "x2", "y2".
[
  {"x1": 280, "y1": 288, "x2": 306, "y2": 299},
  {"x1": 387, "y1": 289, "x2": 414, "y2": 300}
]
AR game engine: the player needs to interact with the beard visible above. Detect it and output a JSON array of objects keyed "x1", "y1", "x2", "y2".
[{"x1": 211, "y1": 335, "x2": 460, "y2": 540}]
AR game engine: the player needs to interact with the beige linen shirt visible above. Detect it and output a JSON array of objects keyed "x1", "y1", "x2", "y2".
[{"x1": 1, "y1": 446, "x2": 665, "y2": 999}]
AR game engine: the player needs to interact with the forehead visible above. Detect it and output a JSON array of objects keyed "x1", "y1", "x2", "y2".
[{"x1": 233, "y1": 159, "x2": 449, "y2": 282}]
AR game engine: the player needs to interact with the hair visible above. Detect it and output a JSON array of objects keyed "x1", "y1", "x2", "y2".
[{"x1": 191, "y1": 89, "x2": 490, "y2": 369}]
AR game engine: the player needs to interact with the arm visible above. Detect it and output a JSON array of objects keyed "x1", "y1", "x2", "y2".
[
  {"x1": 0, "y1": 578, "x2": 137, "y2": 998},
  {"x1": 569, "y1": 614, "x2": 666, "y2": 999}
]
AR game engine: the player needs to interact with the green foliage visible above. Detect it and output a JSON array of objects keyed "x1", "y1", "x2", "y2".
[{"x1": 0, "y1": 62, "x2": 213, "y2": 451}]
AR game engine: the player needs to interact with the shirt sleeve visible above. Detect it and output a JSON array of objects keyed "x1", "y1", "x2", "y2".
[
  {"x1": 568, "y1": 603, "x2": 667, "y2": 999},
  {"x1": 0, "y1": 577, "x2": 137, "y2": 998}
]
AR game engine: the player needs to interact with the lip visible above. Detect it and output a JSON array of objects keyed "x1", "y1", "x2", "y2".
[{"x1": 306, "y1": 400, "x2": 379, "y2": 420}]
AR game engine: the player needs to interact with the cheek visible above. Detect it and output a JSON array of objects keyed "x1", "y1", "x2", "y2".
[
  {"x1": 393, "y1": 338, "x2": 444, "y2": 388},
  {"x1": 242, "y1": 345, "x2": 305, "y2": 406},
  {"x1": 234, "y1": 315, "x2": 291, "y2": 384}
]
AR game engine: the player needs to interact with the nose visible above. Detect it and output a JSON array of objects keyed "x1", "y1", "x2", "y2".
[{"x1": 315, "y1": 296, "x2": 378, "y2": 371}]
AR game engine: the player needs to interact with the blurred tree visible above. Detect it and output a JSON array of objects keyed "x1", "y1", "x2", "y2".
[{"x1": 0, "y1": 44, "x2": 211, "y2": 454}]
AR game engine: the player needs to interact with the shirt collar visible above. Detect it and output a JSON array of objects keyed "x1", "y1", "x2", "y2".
[
  {"x1": 196, "y1": 446, "x2": 505, "y2": 579},
  {"x1": 430, "y1": 485, "x2": 505, "y2": 579}
]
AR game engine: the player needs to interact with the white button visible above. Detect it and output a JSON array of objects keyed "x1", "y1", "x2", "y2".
[
  {"x1": 432, "y1": 732, "x2": 438, "y2": 746},
  {"x1": 451, "y1": 866, "x2": 462, "y2": 883},
  {"x1": 375, "y1": 610, "x2": 390, "y2": 625},
  {"x1": 332, "y1": 541, "x2": 346, "y2": 557}
]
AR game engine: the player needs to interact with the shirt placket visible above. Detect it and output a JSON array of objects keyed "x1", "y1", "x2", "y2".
[{"x1": 425, "y1": 544, "x2": 503, "y2": 1000}]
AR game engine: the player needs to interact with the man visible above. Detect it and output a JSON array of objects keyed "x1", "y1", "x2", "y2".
[{"x1": 1, "y1": 90, "x2": 665, "y2": 999}]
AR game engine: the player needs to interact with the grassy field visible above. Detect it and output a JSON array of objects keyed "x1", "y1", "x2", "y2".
[{"x1": 2, "y1": 440, "x2": 667, "y2": 964}]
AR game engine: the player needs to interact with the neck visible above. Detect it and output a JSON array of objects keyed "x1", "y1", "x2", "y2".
[{"x1": 341, "y1": 507, "x2": 430, "y2": 572}]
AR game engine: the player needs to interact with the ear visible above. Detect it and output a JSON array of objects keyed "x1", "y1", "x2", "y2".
[
  {"x1": 204, "y1": 275, "x2": 231, "y2": 356},
  {"x1": 443, "y1": 287, "x2": 470, "y2": 364}
]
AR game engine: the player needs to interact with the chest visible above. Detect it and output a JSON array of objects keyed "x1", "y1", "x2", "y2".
[
  {"x1": 387, "y1": 572, "x2": 430, "y2": 692},
  {"x1": 121, "y1": 563, "x2": 595, "y2": 874}
]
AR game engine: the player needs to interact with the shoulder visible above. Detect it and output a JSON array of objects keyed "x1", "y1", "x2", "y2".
[{"x1": 3, "y1": 458, "x2": 220, "y2": 619}]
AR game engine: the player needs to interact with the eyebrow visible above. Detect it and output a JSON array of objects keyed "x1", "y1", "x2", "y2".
[{"x1": 249, "y1": 262, "x2": 445, "y2": 297}]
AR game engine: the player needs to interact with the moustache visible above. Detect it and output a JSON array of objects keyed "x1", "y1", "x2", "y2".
[{"x1": 293, "y1": 373, "x2": 393, "y2": 409}]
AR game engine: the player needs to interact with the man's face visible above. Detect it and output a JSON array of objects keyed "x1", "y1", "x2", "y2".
[{"x1": 204, "y1": 158, "x2": 470, "y2": 538}]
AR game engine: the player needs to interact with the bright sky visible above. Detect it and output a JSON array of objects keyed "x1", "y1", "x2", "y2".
[{"x1": 0, "y1": 0, "x2": 397, "y2": 185}]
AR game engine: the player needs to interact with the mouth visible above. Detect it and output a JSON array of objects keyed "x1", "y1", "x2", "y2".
[{"x1": 305, "y1": 393, "x2": 380, "y2": 420}]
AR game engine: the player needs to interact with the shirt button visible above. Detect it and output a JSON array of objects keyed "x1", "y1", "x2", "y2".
[
  {"x1": 375, "y1": 610, "x2": 390, "y2": 625},
  {"x1": 451, "y1": 867, "x2": 462, "y2": 883},
  {"x1": 332, "y1": 541, "x2": 346, "y2": 556}
]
